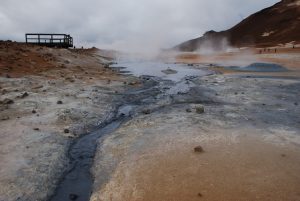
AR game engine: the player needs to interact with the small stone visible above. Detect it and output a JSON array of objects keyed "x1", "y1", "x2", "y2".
[
  {"x1": 20, "y1": 92, "x2": 29, "y2": 98},
  {"x1": 142, "y1": 109, "x2": 151, "y2": 115},
  {"x1": 186, "y1": 108, "x2": 192, "y2": 113},
  {"x1": 64, "y1": 128, "x2": 70, "y2": 133},
  {"x1": 195, "y1": 106, "x2": 205, "y2": 114},
  {"x1": 69, "y1": 194, "x2": 78, "y2": 200},
  {"x1": 194, "y1": 146, "x2": 204, "y2": 153},
  {"x1": 32, "y1": 110, "x2": 37, "y2": 114},
  {"x1": 198, "y1": 193, "x2": 203, "y2": 197},
  {"x1": 57, "y1": 100, "x2": 63, "y2": 104},
  {"x1": 1, "y1": 98, "x2": 14, "y2": 105},
  {"x1": 33, "y1": 128, "x2": 40, "y2": 131},
  {"x1": 1, "y1": 116, "x2": 9, "y2": 121},
  {"x1": 295, "y1": 102, "x2": 298, "y2": 106}
]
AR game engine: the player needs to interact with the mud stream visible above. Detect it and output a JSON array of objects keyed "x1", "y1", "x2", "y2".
[{"x1": 49, "y1": 61, "x2": 211, "y2": 201}]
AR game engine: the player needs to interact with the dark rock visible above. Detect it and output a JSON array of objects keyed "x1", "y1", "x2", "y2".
[
  {"x1": 195, "y1": 105, "x2": 205, "y2": 114},
  {"x1": 19, "y1": 92, "x2": 29, "y2": 98},
  {"x1": 198, "y1": 193, "x2": 203, "y2": 197},
  {"x1": 1, "y1": 116, "x2": 9, "y2": 121},
  {"x1": 33, "y1": 128, "x2": 40, "y2": 131},
  {"x1": 142, "y1": 109, "x2": 151, "y2": 115},
  {"x1": 194, "y1": 146, "x2": 204, "y2": 153},
  {"x1": 1, "y1": 98, "x2": 14, "y2": 105},
  {"x1": 186, "y1": 108, "x2": 192, "y2": 113},
  {"x1": 6, "y1": 74, "x2": 11, "y2": 78},
  {"x1": 32, "y1": 110, "x2": 37, "y2": 114},
  {"x1": 64, "y1": 129, "x2": 70, "y2": 133},
  {"x1": 295, "y1": 102, "x2": 298, "y2": 106},
  {"x1": 69, "y1": 194, "x2": 78, "y2": 200},
  {"x1": 57, "y1": 100, "x2": 63, "y2": 104}
]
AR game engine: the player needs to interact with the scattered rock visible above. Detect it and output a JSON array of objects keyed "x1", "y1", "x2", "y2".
[
  {"x1": 32, "y1": 110, "x2": 37, "y2": 114},
  {"x1": 32, "y1": 85, "x2": 43, "y2": 89},
  {"x1": 195, "y1": 105, "x2": 205, "y2": 114},
  {"x1": 1, "y1": 116, "x2": 9, "y2": 121},
  {"x1": 6, "y1": 74, "x2": 11, "y2": 78},
  {"x1": 194, "y1": 146, "x2": 204, "y2": 153},
  {"x1": 57, "y1": 100, "x2": 63, "y2": 104},
  {"x1": 295, "y1": 102, "x2": 298, "y2": 106},
  {"x1": 33, "y1": 128, "x2": 40, "y2": 131},
  {"x1": 19, "y1": 92, "x2": 29, "y2": 99},
  {"x1": 186, "y1": 108, "x2": 192, "y2": 113},
  {"x1": 1, "y1": 98, "x2": 14, "y2": 105},
  {"x1": 64, "y1": 128, "x2": 70, "y2": 134},
  {"x1": 69, "y1": 194, "x2": 78, "y2": 200},
  {"x1": 198, "y1": 193, "x2": 203, "y2": 197},
  {"x1": 142, "y1": 109, "x2": 151, "y2": 115}
]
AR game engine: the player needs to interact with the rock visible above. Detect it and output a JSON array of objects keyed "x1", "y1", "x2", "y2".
[
  {"x1": 128, "y1": 81, "x2": 140, "y2": 86},
  {"x1": 194, "y1": 146, "x2": 204, "y2": 153},
  {"x1": 64, "y1": 128, "x2": 70, "y2": 134},
  {"x1": 6, "y1": 74, "x2": 11, "y2": 78},
  {"x1": 194, "y1": 105, "x2": 205, "y2": 114},
  {"x1": 1, "y1": 98, "x2": 14, "y2": 105},
  {"x1": 32, "y1": 85, "x2": 43, "y2": 89},
  {"x1": 19, "y1": 92, "x2": 29, "y2": 99},
  {"x1": 198, "y1": 193, "x2": 203, "y2": 197},
  {"x1": 142, "y1": 109, "x2": 151, "y2": 115},
  {"x1": 1, "y1": 116, "x2": 9, "y2": 121},
  {"x1": 57, "y1": 100, "x2": 63, "y2": 104},
  {"x1": 33, "y1": 128, "x2": 40, "y2": 131},
  {"x1": 32, "y1": 110, "x2": 37, "y2": 114},
  {"x1": 295, "y1": 102, "x2": 298, "y2": 106},
  {"x1": 186, "y1": 108, "x2": 192, "y2": 113},
  {"x1": 69, "y1": 194, "x2": 78, "y2": 200}
]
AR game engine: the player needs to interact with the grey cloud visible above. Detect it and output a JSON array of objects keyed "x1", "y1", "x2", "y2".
[{"x1": 0, "y1": 0, "x2": 279, "y2": 52}]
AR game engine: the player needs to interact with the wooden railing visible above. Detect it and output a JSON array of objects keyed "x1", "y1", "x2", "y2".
[{"x1": 25, "y1": 33, "x2": 73, "y2": 48}]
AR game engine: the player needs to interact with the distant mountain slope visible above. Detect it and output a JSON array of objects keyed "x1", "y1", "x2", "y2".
[{"x1": 174, "y1": 0, "x2": 300, "y2": 51}]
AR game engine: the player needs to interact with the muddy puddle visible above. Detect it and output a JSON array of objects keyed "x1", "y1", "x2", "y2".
[
  {"x1": 225, "y1": 62, "x2": 289, "y2": 72},
  {"x1": 111, "y1": 60, "x2": 211, "y2": 81}
]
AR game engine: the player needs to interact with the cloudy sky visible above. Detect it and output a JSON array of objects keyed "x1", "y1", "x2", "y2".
[{"x1": 0, "y1": 0, "x2": 279, "y2": 52}]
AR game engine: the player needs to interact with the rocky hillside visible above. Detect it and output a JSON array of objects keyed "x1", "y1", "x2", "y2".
[{"x1": 174, "y1": 0, "x2": 300, "y2": 51}]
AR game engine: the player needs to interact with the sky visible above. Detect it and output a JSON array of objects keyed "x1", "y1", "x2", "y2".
[{"x1": 0, "y1": 0, "x2": 279, "y2": 52}]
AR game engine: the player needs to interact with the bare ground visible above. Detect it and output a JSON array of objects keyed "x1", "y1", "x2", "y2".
[
  {"x1": 91, "y1": 49, "x2": 300, "y2": 201},
  {"x1": 0, "y1": 42, "x2": 139, "y2": 201}
]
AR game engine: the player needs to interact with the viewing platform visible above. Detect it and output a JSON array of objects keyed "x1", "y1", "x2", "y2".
[{"x1": 25, "y1": 33, "x2": 73, "y2": 48}]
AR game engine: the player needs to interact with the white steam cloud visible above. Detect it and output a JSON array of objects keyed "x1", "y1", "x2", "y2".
[{"x1": 0, "y1": 0, "x2": 279, "y2": 54}]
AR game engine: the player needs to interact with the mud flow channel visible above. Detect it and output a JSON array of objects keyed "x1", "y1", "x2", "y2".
[{"x1": 49, "y1": 60, "x2": 212, "y2": 201}]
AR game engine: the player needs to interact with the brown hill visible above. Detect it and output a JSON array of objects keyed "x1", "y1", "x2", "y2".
[{"x1": 174, "y1": 0, "x2": 300, "y2": 51}]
